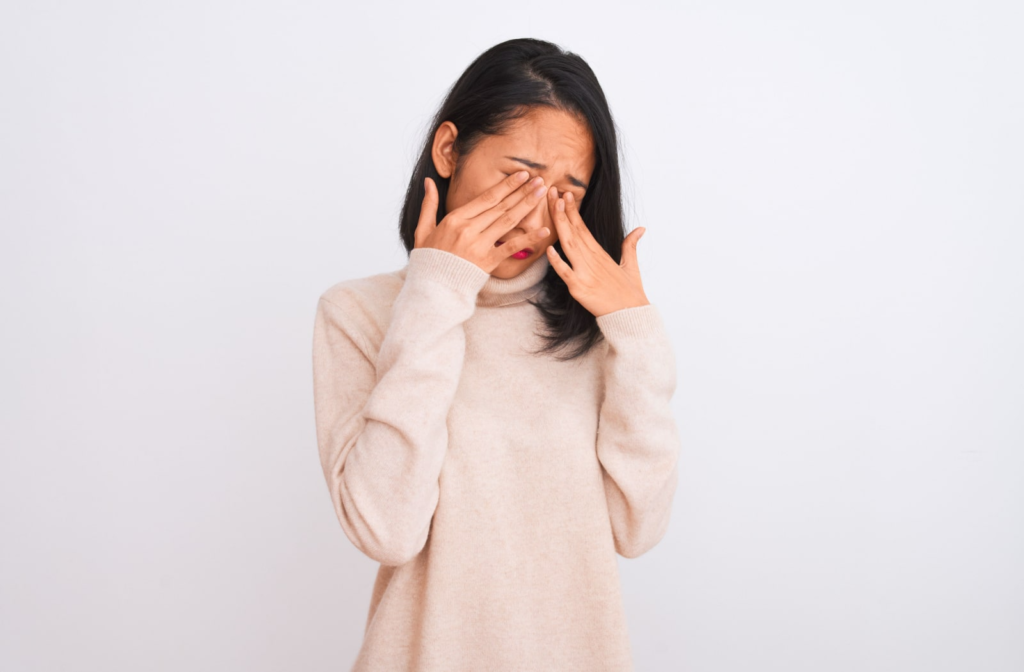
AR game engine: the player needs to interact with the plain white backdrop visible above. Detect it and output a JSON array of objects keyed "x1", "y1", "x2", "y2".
[{"x1": 2, "y1": 1, "x2": 1022, "y2": 670}]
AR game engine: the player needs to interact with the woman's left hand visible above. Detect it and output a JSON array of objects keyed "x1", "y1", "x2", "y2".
[{"x1": 544, "y1": 187, "x2": 651, "y2": 318}]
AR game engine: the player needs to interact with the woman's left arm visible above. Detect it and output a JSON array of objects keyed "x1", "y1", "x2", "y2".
[
  {"x1": 594, "y1": 304, "x2": 682, "y2": 558},
  {"x1": 544, "y1": 188, "x2": 682, "y2": 559}
]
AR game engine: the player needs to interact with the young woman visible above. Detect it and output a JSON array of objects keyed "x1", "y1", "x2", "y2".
[{"x1": 312, "y1": 37, "x2": 682, "y2": 671}]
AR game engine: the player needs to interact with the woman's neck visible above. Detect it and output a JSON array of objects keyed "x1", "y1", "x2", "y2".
[{"x1": 476, "y1": 254, "x2": 550, "y2": 308}]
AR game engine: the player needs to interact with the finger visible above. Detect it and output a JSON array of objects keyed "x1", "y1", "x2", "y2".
[
  {"x1": 547, "y1": 189, "x2": 576, "y2": 264},
  {"x1": 469, "y1": 174, "x2": 545, "y2": 232},
  {"x1": 562, "y1": 191, "x2": 601, "y2": 253},
  {"x1": 546, "y1": 243, "x2": 574, "y2": 283},
  {"x1": 414, "y1": 177, "x2": 439, "y2": 248},
  {"x1": 491, "y1": 225, "x2": 552, "y2": 264},
  {"x1": 457, "y1": 170, "x2": 533, "y2": 221},
  {"x1": 620, "y1": 226, "x2": 645, "y2": 271},
  {"x1": 480, "y1": 177, "x2": 549, "y2": 239}
]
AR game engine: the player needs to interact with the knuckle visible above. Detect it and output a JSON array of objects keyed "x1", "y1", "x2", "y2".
[
  {"x1": 487, "y1": 185, "x2": 508, "y2": 206},
  {"x1": 495, "y1": 214, "x2": 513, "y2": 230},
  {"x1": 492, "y1": 197, "x2": 513, "y2": 214},
  {"x1": 516, "y1": 199, "x2": 537, "y2": 217}
]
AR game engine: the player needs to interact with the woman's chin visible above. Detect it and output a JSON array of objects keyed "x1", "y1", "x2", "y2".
[{"x1": 490, "y1": 254, "x2": 535, "y2": 278}]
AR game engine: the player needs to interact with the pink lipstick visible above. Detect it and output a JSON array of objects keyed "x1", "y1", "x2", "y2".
[{"x1": 495, "y1": 240, "x2": 533, "y2": 259}]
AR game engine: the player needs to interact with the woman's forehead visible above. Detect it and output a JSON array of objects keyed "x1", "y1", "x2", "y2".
[{"x1": 481, "y1": 109, "x2": 595, "y2": 176}]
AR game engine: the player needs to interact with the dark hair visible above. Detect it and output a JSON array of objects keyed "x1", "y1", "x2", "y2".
[{"x1": 398, "y1": 37, "x2": 626, "y2": 361}]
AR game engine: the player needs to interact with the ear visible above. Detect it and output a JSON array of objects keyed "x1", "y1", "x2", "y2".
[{"x1": 431, "y1": 121, "x2": 458, "y2": 178}]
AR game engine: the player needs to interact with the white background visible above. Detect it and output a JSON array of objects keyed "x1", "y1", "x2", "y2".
[{"x1": 2, "y1": 1, "x2": 1022, "y2": 670}]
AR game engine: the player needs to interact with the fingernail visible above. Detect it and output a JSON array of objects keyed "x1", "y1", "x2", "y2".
[
  {"x1": 530, "y1": 176, "x2": 543, "y2": 187},
  {"x1": 533, "y1": 184, "x2": 546, "y2": 197},
  {"x1": 557, "y1": 199, "x2": 565, "y2": 212},
  {"x1": 515, "y1": 170, "x2": 530, "y2": 182}
]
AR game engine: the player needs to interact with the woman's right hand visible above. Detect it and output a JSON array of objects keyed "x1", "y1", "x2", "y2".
[{"x1": 413, "y1": 171, "x2": 551, "y2": 274}]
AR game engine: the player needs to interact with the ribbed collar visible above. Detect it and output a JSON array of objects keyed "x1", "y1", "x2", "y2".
[{"x1": 476, "y1": 253, "x2": 551, "y2": 308}]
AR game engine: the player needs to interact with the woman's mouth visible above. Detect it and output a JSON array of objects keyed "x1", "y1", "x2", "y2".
[{"x1": 495, "y1": 240, "x2": 533, "y2": 259}]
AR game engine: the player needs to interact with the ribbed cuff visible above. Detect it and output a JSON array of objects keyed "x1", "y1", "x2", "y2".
[
  {"x1": 407, "y1": 247, "x2": 491, "y2": 296},
  {"x1": 595, "y1": 303, "x2": 665, "y2": 340}
]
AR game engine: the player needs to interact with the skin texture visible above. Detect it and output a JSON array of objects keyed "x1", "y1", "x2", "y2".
[
  {"x1": 430, "y1": 106, "x2": 593, "y2": 279},
  {"x1": 425, "y1": 106, "x2": 650, "y2": 317}
]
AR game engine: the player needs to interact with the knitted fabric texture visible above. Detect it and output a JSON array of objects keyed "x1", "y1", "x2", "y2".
[{"x1": 312, "y1": 247, "x2": 681, "y2": 671}]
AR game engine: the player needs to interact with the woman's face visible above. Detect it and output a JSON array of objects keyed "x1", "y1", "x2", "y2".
[{"x1": 431, "y1": 106, "x2": 596, "y2": 279}]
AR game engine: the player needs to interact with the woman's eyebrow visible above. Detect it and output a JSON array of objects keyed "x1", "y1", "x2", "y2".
[{"x1": 505, "y1": 156, "x2": 589, "y2": 190}]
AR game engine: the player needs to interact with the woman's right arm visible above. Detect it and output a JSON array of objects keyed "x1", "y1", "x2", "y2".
[{"x1": 312, "y1": 247, "x2": 490, "y2": 566}]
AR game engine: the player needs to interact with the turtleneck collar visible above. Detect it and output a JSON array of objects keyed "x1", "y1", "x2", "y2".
[{"x1": 476, "y1": 253, "x2": 551, "y2": 308}]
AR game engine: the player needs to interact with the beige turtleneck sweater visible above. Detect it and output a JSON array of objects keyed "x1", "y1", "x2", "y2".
[{"x1": 312, "y1": 246, "x2": 681, "y2": 671}]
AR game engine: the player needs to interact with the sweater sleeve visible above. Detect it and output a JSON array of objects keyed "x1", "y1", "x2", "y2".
[
  {"x1": 312, "y1": 247, "x2": 490, "y2": 566},
  {"x1": 593, "y1": 303, "x2": 682, "y2": 559}
]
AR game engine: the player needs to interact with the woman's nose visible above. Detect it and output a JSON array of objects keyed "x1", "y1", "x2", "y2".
[
  {"x1": 505, "y1": 197, "x2": 553, "y2": 240},
  {"x1": 521, "y1": 196, "x2": 553, "y2": 231}
]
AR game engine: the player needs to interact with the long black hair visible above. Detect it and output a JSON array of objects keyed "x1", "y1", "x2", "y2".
[{"x1": 398, "y1": 38, "x2": 626, "y2": 361}]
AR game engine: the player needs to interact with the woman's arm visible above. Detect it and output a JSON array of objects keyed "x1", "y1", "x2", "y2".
[
  {"x1": 312, "y1": 247, "x2": 489, "y2": 566},
  {"x1": 594, "y1": 303, "x2": 682, "y2": 559}
]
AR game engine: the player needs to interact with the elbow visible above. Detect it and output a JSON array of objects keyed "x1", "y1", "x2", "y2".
[
  {"x1": 607, "y1": 460, "x2": 680, "y2": 560},
  {"x1": 612, "y1": 508, "x2": 673, "y2": 559},
  {"x1": 332, "y1": 478, "x2": 434, "y2": 567},
  {"x1": 337, "y1": 501, "x2": 431, "y2": 567},
  {"x1": 355, "y1": 534, "x2": 428, "y2": 567}
]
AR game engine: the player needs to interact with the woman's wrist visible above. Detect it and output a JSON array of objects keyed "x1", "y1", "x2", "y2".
[{"x1": 407, "y1": 247, "x2": 491, "y2": 297}]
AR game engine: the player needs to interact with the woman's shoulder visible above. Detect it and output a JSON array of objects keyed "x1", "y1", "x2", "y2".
[
  {"x1": 319, "y1": 265, "x2": 405, "y2": 312},
  {"x1": 316, "y1": 263, "x2": 408, "y2": 358}
]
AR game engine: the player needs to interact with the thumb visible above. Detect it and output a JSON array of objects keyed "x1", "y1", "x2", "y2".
[
  {"x1": 414, "y1": 177, "x2": 440, "y2": 248},
  {"x1": 620, "y1": 226, "x2": 645, "y2": 270}
]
